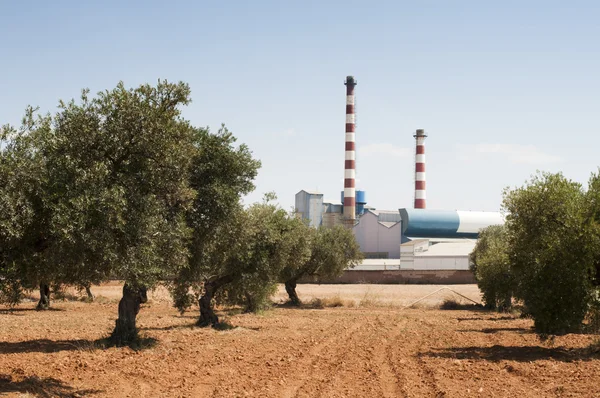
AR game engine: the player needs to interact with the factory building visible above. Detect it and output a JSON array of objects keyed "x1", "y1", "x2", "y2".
[
  {"x1": 351, "y1": 210, "x2": 402, "y2": 259},
  {"x1": 294, "y1": 75, "x2": 504, "y2": 283},
  {"x1": 294, "y1": 190, "x2": 324, "y2": 227}
]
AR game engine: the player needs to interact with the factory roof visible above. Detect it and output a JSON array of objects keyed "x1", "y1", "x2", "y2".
[
  {"x1": 400, "y1": 239, "x2": 429, "y2": 246},
  {"x1": 415, "y1": 241, "x2": 476, "y2": 257},
  {"x1": 369, "y1": 209, "x2": 400, "y2": 216},
  {"x1": 297, "y1": 190, "x2": 322, "y2": 195}
]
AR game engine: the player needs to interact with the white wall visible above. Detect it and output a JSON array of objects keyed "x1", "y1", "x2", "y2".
[
  {"x1": 412, "y1": 256, "x2": 470, "y2": 270},
  {"x1": 353, "y1": 212, "x2": 401, "y2": 258}
]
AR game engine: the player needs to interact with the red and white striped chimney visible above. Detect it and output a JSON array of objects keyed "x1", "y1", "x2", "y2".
[
  {"x1": 414, "y1": 129, "x2": 427, "y2": 209},
  {"x1": 343, "y1": 76, "x2": 357, "y2": 222}
]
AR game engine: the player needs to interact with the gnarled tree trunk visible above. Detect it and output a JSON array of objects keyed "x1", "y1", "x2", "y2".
[
  {"x1": 198, "y1": 275, "x2": 233, "y2": 327},
  {"x1": 36, "y1": 283, "x2": 50, "y2": 310},
  {"x1": 244, "y1": 292, "x2": 257, "y2": 314},
  {"x1": 285, "y1": 279, "x2": 301, "y2": 306},
  {"x1": 111, "y1": 284, "x2": 147, "y2": 346},
  {"x1": 85, "y1": 285, "x2": 95, "y2": 301}
]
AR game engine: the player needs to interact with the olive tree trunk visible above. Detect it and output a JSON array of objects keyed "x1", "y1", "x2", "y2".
[
  {"x1": 85, "y1": 285, "x2": 95, "y2": 301},
  {"x1": 244, "y1": 292, "x2": 257, "y2": 314},
  {"x1": 198, "y1": 275, "x2": 233, "y2": 327},
  {"x1": 285, "y1": 279, "x2": 301, "y2": 306},
  {"x1": 36, "y1": 283, "x2": 50, "y2": 310},
  {"x1": 111, "y1": 284, "x2": 147, "y2": 346}
]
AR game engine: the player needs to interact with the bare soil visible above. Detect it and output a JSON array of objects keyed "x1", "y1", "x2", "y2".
[{"x1": 1, "y1": 283, "x2": 599, "y2": 397}]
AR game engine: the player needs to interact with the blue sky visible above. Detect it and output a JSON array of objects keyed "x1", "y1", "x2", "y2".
[{"x1": 1, "y1": 1, "x2": 599, "y2": 212}]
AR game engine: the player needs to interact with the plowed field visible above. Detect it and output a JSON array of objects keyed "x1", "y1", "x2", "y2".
[{"x1": 1, "y1": 283, "x2": 599, "y2": 397}]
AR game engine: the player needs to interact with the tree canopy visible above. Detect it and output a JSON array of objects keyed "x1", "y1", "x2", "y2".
[
  {"x1": 281, "y1": 225, "x2": 363, "y2": 306},
  {"x1": 469, "y1": 224, "x2": 512, "y2": 311},
  {"x1": 502, "y1": 172, "x2": 599, "y2": 334}
]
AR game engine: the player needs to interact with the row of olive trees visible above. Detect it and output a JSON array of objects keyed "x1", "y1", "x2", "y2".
[
  {"x1": 470, "y1": 171, "x2": 600, "y2": 335},
  {"x1": 0, "y1": 81, "x2": 362, "y2": 345},
  {"x1": 170, "y1": 209, "x2": 363, "y2": 326}
]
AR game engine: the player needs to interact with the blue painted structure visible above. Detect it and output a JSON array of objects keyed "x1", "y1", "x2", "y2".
[
  {"x1": 399, "y1": 208, "x2": 504, "y2": 239},
  {"x1": 341, "y1": 190, "x2": 367, "y2": 216}
]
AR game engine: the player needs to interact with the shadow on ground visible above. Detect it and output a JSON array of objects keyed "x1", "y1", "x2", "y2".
[
  {"x1": 456, "y1": 315, "x2": 519, "y2": 322},
  {"x1": 459, "y1": 327, "x2": 532, "y2": 334},
  {"x1": 0, "y1": 374, "x2": 102, "y2": 397},
  {"x1": 421, "y1": 344, "x2": 600, "y2": 362},
  {"x1": 0, "y1": 307, "x2": 66, "y2": 314},
  {"x1": 0, "y1": 339, "x2": 98, "y2": 354},
  {"x1": 439, "y1": 301, "x2": 486, "y2": 311},
  {"x1": 0, "y1": 335, "x2": 159, "y2": 353},
  {"x1": 140, "y1": 324, "x2": 194, "y2": 331}
]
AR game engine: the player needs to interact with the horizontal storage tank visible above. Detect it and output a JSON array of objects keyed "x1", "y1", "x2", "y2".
[{"x1": 399, "y1": 209, "x2": 504, "y2": 238}]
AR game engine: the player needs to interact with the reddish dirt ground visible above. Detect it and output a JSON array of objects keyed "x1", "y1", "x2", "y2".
[{"x1": 1, "y1": 283, "x2": 600, "y2": 397}]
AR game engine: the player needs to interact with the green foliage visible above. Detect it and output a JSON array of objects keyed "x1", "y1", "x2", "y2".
[
  {"x1": 170, "y1": 126, "x2": 261, "y2": 314},
  {"x1": 0, "y1": 108, "x2": 56, "y2": 301},
  {"x1": 470, "y1": 225, "x2": 513, "y2": 311},
  {"x1": 45, "y1": 81, "x2": 196, "y2": 290},
  {"x1": 503, "y1": 172, "x2": 598, "y2": 335},
  {"x1": 221, "y1": 278, "x2": 278, "y2": 313},
  {"x1": 215, "y1": 199, "x2": 301, "y2": 305},
  {"x1": 1, "y1": 81, "x2": 198, "y2": 305},
  {"x1": 281, "y1": 225, "x2": 363, "y2": 284}
]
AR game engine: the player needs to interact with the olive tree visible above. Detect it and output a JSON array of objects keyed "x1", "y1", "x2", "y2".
[
  {"x1": 169, "y1": 126, "x2": 261, "y2": 322},
  {"x1": 176, "y1": 197, "x2": 299, "y2": 326},
  {"x1": 469, "y1": 224, "x2": 512, "y2": 311},
  {"x1": 503, "y1": 172, "x2": 598, "y2": 335},
  {"x1": 281, "y1": 225, "x2": 363, "y2": 306},
  {"x1": 221, "y1": 208, "x2": 311, "y2": 313},
  {"x1": 0, "y1": 109, "x2": 60, "y2": 309},
  {"x1": 1, "y1": 81, "x2": 197, "y2": 346},
  {"x1": 50, "y1": 81, "x2": 196, "y2": 344}
]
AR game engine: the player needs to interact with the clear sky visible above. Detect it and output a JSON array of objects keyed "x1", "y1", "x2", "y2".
[{"x1": 1, "y1": 1, "x2": 599, "y2": 212}]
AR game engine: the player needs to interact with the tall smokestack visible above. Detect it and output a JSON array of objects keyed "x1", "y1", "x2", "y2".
[
  {"x1": 414, "y1": 129, "x2": 427, "y2": 209},
  {"x1": 343, "y1": 76, "x2": 357, "y2": 223}
]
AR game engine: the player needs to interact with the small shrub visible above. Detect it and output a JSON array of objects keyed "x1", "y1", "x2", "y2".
[
  {"x1": 439, "y1": 298, "x2": 484, "y2": 311},
  {"x1": 323, "y1": 295, "x2": 344, "y2": 307},
  {"x1": 440, "y1": 298, "x2": 461, "y2": 310},
  {"x1": 308, "y1": 298, "x2": 325, "y2": 309},
  {"x1": 584, "y1": 298, "x2": 600, "y2": 334},
  {"x1": 470, "y1": 225, "x2": 513, "y2": 311},
  {"x1": 0, "y1": 280, "x2": 24, "y2": 307},
  {"x1": 504, "y1": 172, "x2": 598, "y2": 335}
]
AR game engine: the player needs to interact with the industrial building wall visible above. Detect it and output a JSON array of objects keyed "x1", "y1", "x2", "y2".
[
  {"x1": 352, "y1": 212, "x2": 401, "y2": 258},
  {"x1": 295, "y1": 191, "x2": 324, "y2": 227},
  {"x1": 413, "y1": 256, "x2": 470, "y2": 270}
]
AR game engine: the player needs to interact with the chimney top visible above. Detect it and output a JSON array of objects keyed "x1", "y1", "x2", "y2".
[{"x1": 345, "y1": 76, "x2": 357, "y2": 86}]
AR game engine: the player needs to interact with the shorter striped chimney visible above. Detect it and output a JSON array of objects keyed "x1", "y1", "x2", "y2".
[{"x1": 414, "y1": 129, "x2": 427, "y2": 209}]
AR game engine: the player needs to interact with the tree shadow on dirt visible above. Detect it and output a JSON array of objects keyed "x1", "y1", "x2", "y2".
[
  {"x1": 421, "y1": 344, "x2": 600, "y2": 362},
  {"x1": 459, "y1": 327, "x2": 532, "y2": 334},
  {"x1": 0, "y1": 307, "x2": 65, "y2": 314},
  {"x1": 456, "y1": 315, "x2": 519, "y2": 322},
  {"x1": 0, "y1": 374, "x2": 102, "y2": 397},
  {"x1": 439, "y1": 301, "x2": 486, "y2": 311},
  {"x1": 0, "y1": 335, "x2": 158, "y2": 353},
  {"x1": 174, "y1": 314, "x2": 198, "y2": 320},
  {"x1": 140, "y1": 324, "x2": 195, "y2": 331},
  {"x1": 0, "y1": 339, "x2": 98, "y2": 354},
  {"x1": 273, "y1": 301, "x2": 345, "y2": 310}
]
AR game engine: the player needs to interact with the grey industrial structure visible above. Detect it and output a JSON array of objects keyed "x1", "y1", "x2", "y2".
[{"x1": 293, "y1": 76, "x2": 504, "y2": 283}]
